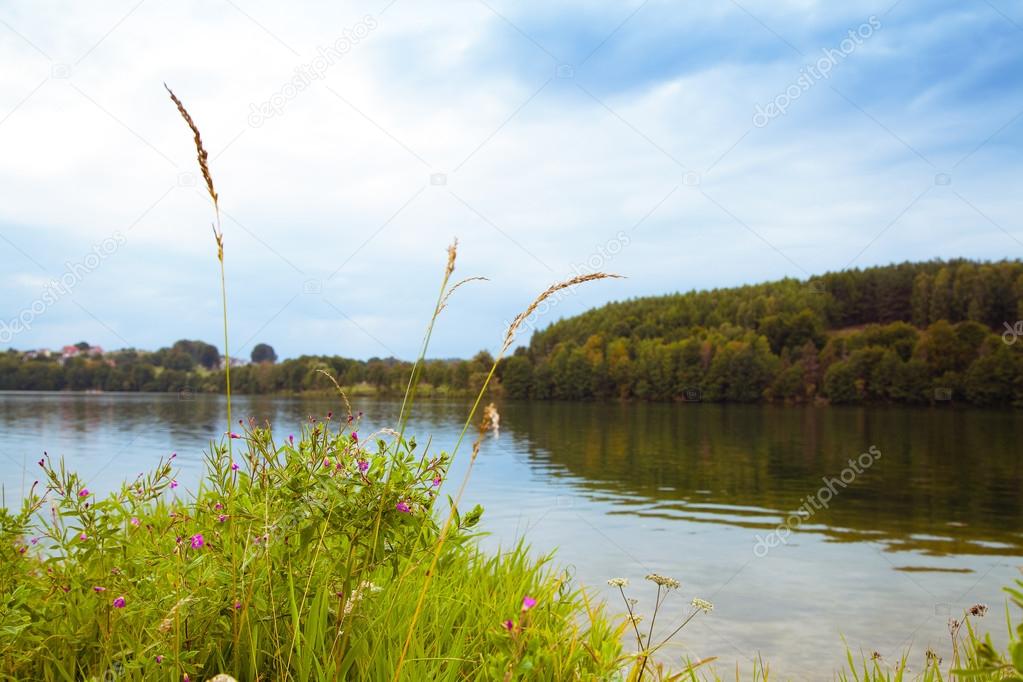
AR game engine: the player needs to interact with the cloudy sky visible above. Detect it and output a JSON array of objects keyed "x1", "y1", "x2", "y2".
[{"x1": 1, "y1": 0, "x2": 1021, "y2": 360}]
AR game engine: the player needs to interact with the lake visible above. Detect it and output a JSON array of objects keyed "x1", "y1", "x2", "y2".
[{"x1": 1, "y1": 392, "x2": 1021, "y2": 679}]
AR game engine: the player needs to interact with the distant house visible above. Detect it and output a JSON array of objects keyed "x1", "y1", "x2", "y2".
[
  {"x1": 60, "y1": 345, "x2": 104, "y2": 363},
  {"x1": 219, "y1": 357, "x2": 247, "y2": 369}
]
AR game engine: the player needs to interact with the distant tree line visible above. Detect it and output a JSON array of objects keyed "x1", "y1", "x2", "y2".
[
  {"x1": 494, "y1": 259, "x2": 1023, "y2": 406},
  {"x1": 0, "y1": 336, "x2": 496, "y2": 397}
]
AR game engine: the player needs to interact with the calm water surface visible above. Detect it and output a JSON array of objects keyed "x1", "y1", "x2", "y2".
[{"x1": 2, "y1": 392, "x2": 1021, "y2": 679}]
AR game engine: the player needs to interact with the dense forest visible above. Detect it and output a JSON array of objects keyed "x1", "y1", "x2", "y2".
[
  {"x1": 497, "y1": 259, "x2": 1023, "y2": 406},
  {"x1": 3, "y1": 259, "x2": 1022, "y2": 406}
]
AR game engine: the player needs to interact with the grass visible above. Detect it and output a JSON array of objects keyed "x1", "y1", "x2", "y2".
[{"x1": 1, "y1": 88, "x2": 1022, "y2": 682}]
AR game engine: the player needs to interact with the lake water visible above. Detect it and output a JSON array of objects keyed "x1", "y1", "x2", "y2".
[{"x1": 2, "y1": 392, "x2": 1021, "y2": 679}]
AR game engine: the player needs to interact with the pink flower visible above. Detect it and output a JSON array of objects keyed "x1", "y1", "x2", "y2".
[
  {"x1": 190, "y1": 534, "x2": 204, "y2": 549},
  {"x1": 112, "y1": 596, "x2": 126, "y2": 608},
  {"x1": 218, "y1": 514, "x2": 227, "y2": 523},
  {"x1": 30, "y1": 537, "x2": 38, "y2": 545},
  {"x1": 183, "y1": 675, "x2": 190, "y2": 682},
  {"x1": 229, "y1": 432, "x2": 240, "y2": 439},
  {"x1": 351, "y1": 432, "x2": 358, "y2": 443},
  {"x1": 130, "y1": 517, "x2": 140, "y2": 527},
  {"x1": 79, "y1": 532, "x2": 88, "y2": 541},
  {"x1": 234, "y1": 600, "x2": 242, "y2": 610},
  {"x1": 78, "y1": 489, "x2": 90, "y2": 498},
  {"x1": 522, "y1": 595, "x2": 537, "y2": 611},
  {"x1": 289, "y1": 434, "x2": 294, "y2": 443},
  {"x1": 214, "y1": 502, "x2": 223, "y2": 511},
  {"x1": 93, "y1": 586, "x2": 106, "y2": 592},
  {"x1": 357, "y1": 459, "x2": 369, "y2": 473},
  {"x1": 396, "y1": 501, "x2": 411, "y2": 513},
  {"x1": 170, "y1": 452, "x2": 177, "y2": 460},
  {"x1": 323, "y1": 458, "x2": 331, "y2": 467},
  {"x1": 503, "y1": 619, "x2": 515, "y2": 631},
  {"x1": 170, "y1": 480, "x2": 178, "y2": 489},
  {"x1": 432, "y1": 476, "x2": 442, "y2": 487},
  {"x1": 231, "y1": 462, "x2": 239, "y2": 471},
  {"x1": 155, "y1": 655, "x2": 163, "y2": 663}
]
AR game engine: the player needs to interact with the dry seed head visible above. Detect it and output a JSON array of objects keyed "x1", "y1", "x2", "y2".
[
  {"x1": 502, "y1": 273, "x2": 623, "y2": 352},
  {"x1": 445, "y1": 238, "x2": 458, "y2": 280},
  {"x1": 438, "y1": 276, "x2": 488, "y2": 313},
  {"x1": 164, "y1": 84, "x2": 218, "y2": 210}
]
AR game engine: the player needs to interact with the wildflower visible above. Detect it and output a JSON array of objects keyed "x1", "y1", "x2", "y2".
[
  {"x1": 432, "y1": 475, "x2": 442, "y2": 487},
  {"x1": 521, "y1": 595, "x2": 537, "y2": 611},
  {"x1": 357, "y1": 459, "x2": 369, "y2": 473},
  {"x1": 93, "y1": 586, "x2": 106, "y2": 592},
  {"x1": 130, "y1": 517, "x2": 140, "y2": 527},
  {"x1": 183, "y1": 675, "x2": 190, "y2": 682},
  {"x1": 502, "y1": 619, "x2": 514, "y2": 631},
  {"x1": 17, "y1": 546, "x2": 26, "y2": 554},
  {"x1": 607, "y1": 578, "x2": 629, "y2": 588},
  {"x1": 214, "y1": 502, "x2": 223, "y2": 511},
  {"x1": 79, "y1": 532, "x2": 88, "y2": 541},
  {"x1": 229, "y1": 432, "x2": 240, "y2": 439},
  {"x1": 113, "y1": 596, "x2": 126, "y2": 608},
  {"x1": 396, "y1": 501, "x2": 411, "y2": 513},
  {"x1": 30, "y1": 537, "x2": 38, "y2": 545},
  {"x1": 38, "y1": 458, "x2": 44, "y2": 467},
  {"x1": 644, "y1": 573, "x2": 680, "y2": 590},
  {"x1": 351, "y1": 432, "x2": 358, "y2": 442},
  {"x1": 691, "y1": 598, "x2": 714, "y2": 613},
  {"x1": 218, "y1": 514, "x2": 227, "y2": 523},
  {"x1": 323, "y1": 458, "x2": 331, "y2": 467},
  {"x1": 231, "y1": 462, "x2": 239, "y2": 471},
  {"x1": 234, "y1": 601, "x2": 242, "y2": 610},
  {"x1": 968, "y1": 603, "x2": 988, "y2": 617},
  {"x1": 289, "y1": 434, "x2": 295, "y2": 443},
  {"x1": 155, "y1": 655, "x2": 164, "y2": 663},
  {"x1": 78, "y1": 489, "x2": 89, "y2": 498},
  {"x1": 190, "y1": 533, "x2": 204, "y2": 549}
]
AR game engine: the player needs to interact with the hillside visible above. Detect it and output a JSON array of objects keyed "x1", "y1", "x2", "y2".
[{"x1": 498, "y1": 259, "x2": 1023, "y2": 406}]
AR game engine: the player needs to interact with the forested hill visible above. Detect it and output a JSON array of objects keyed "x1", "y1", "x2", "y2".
[{"x1": 497, "y1": 260, "x2": 1023, "y2": 406}]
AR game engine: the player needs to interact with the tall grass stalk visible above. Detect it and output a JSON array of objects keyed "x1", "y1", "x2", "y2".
[
  {"x1": 165, "y1": 84, "x2": 232, "y2": 456},
  {"x1": 392, "y1": 271, "x2": 622, "y2": 680}
]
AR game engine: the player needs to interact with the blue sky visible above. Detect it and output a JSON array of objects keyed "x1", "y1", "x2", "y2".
[{"x1": 0, "y1": 0, "x2": 1021, "y2": 360}]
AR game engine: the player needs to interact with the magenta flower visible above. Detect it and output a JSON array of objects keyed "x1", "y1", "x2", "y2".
[
  {"x1": 190, "y1": 533, "x2": 204, "y2": 549},
  {"x1": 214, "y1": 502, "x2": 223, "y2": 511},
  {"x1": 503, "y1": 619, "x2": 515, "y2": 631},
  {"x1": 234, "y1": 600, "x2": 242, "y2": 610},
  {"x1": 323, "y1": 458, "x2": 331, "y2": 467},
  {"x1": 218, "y1": 514, "x2": 227, "y2": 523},
  {"x1": 357, "y1": 459, "x2": 369, "y2": 473},
  {"x1": 522, "y1": 595, "x2": 537, "y2": 611},
  {"x1": 130, "y1": 517, "x2": 140, "y2": 527},
  {"x1": 113, "y1": 596, "x2": 126, "y2": 608},
  {"x1": 30, "y1": 537, "x2": 38, "y2": 545},
  {"x1": 170, "y1": 452, "x2": 177, "y2": 460},
  {"x1": 351, "y1": 432, "x2": 358, "y2": 443},
  {"x1": 432, "y1": 476, "x2": 442, "y2": 487},
  {"x1": 396, "y1": 501, "x2": 411, "y2": 513},
  {"x1": 229, "y1": 432, "x2": 240, "y2": 439},
  {"x1": 93, "y1": 586, "x2": 106, "y2": 592},
  {"x1": 79, "y1": 532, "x2": 88, "y2": 541},
  {"x1": 231, "y1": 462, "x2": 239, "y2": 471},
  {"x1": 78, "y1": 488, "x2": 89, "y2": 498},
  {"x1": 155, "y1": 655, "x2": 164, "y2": 663},
  {"x1": 170, "y1": 480, "x2": 178, "y2": 489},
  {"x1": 289, "y1": 434, "x2": 295, "y2": 443}
]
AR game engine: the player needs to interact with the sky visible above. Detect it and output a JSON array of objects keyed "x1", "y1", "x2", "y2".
[{"x1": 0, "y1": 0, "x2": 1021, "y2": 361}]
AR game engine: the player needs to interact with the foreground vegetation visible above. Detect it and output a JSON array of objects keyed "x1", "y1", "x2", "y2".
[{"x1": 4, "y1": 88, "x2": 1022, "y2": 682}]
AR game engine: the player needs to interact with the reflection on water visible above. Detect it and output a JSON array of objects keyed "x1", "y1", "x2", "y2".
[
  {"x1": 1, "y1": 392, "x2": 1021, "y2": 679},
  {"x1": 504, "y1": 401, "x2": 1023, "y2": 558}
]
